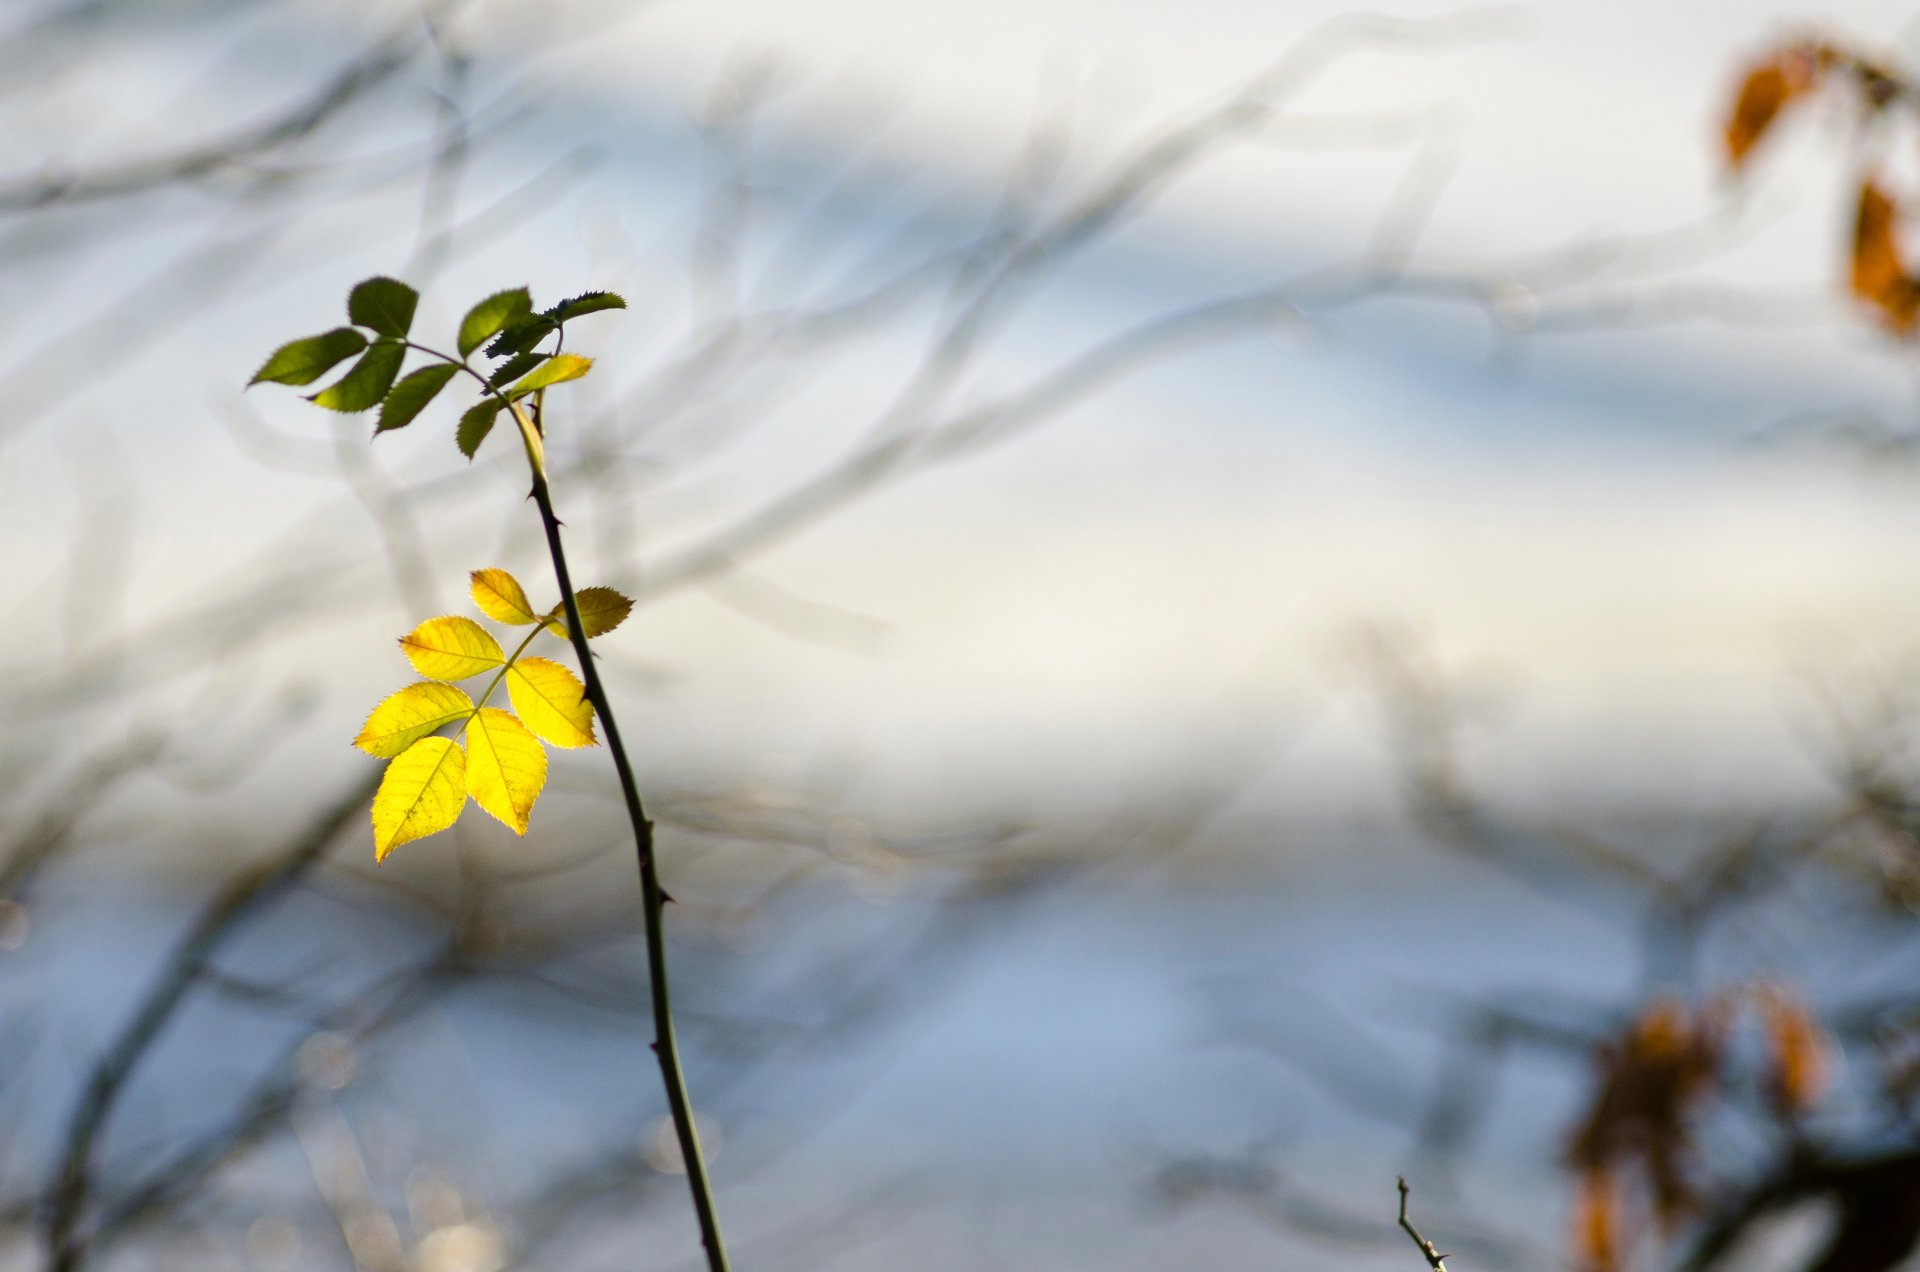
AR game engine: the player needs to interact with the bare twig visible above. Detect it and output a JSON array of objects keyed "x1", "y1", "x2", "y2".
[{"x1": 1397, "y1": 1177, "x2": 1451, "y2": 1272}]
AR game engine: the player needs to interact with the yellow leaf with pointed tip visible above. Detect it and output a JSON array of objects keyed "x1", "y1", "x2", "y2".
[
  {"x1": 354, "y1": 682, "x2": 474, "y2": 757},
  {"x1": 546, "y1": 586, "x2": 634, "y2": 639},
  {"x1": 464, "y1": 707, "x2": 546, "y2": 834},
  {"x1": 507, "y1": 657, "x2": 597, "y2": 748},
  {"x1": 400, "y1": 616, "x2": 504, "y2": 681},
  {"x1": 470, "y1": 568, "x2": 540, "y2": 625},
  {"x1": 372, "y1": 737, "x2": 466, "y2": 861}
]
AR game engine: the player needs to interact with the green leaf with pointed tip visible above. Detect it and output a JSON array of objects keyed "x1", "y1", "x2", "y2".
[
  {"x1": 458, "y1": 288, "x2": 533, "y2": 358},
  {"x1": 486, "y1": 352, "x2": 542, "y2": 388},
  {"x1": 507, "y1": 354, "x2": 592, "y2": 397},
  {"x1": 249, "y1": 327, "x2": 367, "y2": 387},
  {"x1": 483, "y1": 314, "x2": 558, "y2": 359},
  {"x1": 309, "y1": 340, "x2": 404, "y2": 413},
  {"x1": 548, "y1": 291, "x2": 627, "y2": 323},
  {"x1": 376, "y1": 363, "x2": 460, "y2": 433},
  {"x1": 347, "y1": 276, "x2": 418, "y2": 339},
  {"x1": 457, "y1": 400, "x2": 502, "y2": 459}
]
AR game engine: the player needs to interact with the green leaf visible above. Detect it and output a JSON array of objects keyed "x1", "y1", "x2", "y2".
[
  {"x1": 458, "y1": 288, "x2": 533, "y2": 358},
  {"x1": 507, "y1": 354, "x2": 592, "y2": 397},
  {"x1": 486, "y1": 352, "x2": 542, "y2": 387},
  {"x1": 547, "y1": 291, "x2": 627, "y2": 323},
  {"x1": 309, "y1": 340, "x2": 405, "y2": 413},
  {"x1": 347, "y1": 276, "x2": 419, "y2": 339},
  {"x1": 457, "y1": 400, "x2": 502, "y2": 459},
  {"x1": 376, "y1": 363, "x2": 460, "y2": 434},
  {"x1": 249, "y1": 328, "x2": 367, "y2": 387},
  {"x1": 483, "y1": 314, "x2": 558, "y2": 359}
]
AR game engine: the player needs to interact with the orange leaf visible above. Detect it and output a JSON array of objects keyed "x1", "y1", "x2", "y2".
[
  {"x1": 1573, "y1": 1166, "x2": 1620, "y2": 1272},
  {"x1": 1724, "y1": 45, "x2": 1820, "y2": 169},
  {"x1": 1853, "y1": 179, "x2": 1920, "y2": 335},
  {"x1": 1564, "y1": 996, "x2": 1725, "y2": 1265},
  {"x1": 1755, "y1": 983, "x2": 1828, "y2": 1118}
]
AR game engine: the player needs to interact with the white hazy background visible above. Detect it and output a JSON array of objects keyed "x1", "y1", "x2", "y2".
[{"x1": 6, "y1": 0, "x2": 1920, "y2": 850}]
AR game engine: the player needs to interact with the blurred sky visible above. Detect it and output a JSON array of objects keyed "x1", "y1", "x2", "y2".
[{"x1": 9, "y1": 0, "x2": 1920, "y2": 862}]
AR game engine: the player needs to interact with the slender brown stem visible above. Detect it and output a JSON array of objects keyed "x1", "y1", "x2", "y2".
[
  {"x1": 527, "y1": 467, "x2": 730, "y2": 1272},
  {"x1": 1397, "y1": 1176, "x2": 1450, "y2": 1272}
]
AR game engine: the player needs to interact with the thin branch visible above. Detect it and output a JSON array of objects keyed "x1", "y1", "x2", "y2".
[{"x1": 1397, "y1": 1177, "x2": 1451, "y2": 1272}]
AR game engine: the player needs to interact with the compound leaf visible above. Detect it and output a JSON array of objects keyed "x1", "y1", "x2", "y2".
[
  {"x1": 372, "y1": 736, "x2": 466, "y2": 861},
  {"x1": 464, "y1": 707, "x2": 546, "y2": 834},
  {"x1": 470, "y1": 568, "x2": 539, "y2": 625},
  {"x1": 309, "y1": 340, "x2": 404, "y2": 412},
  {"x1": 250, "y1": 328, "x2": 366, "y2": 387},
  {"x1": 458, "y1": 287, "x2": 533, "y2": 358},
  {"x1": 548, "y1": 291, "x2": 627, "y2": 323},
  {"x1": 483, "y1": 313, "x2": 558, "y2": 359},
  {"x1": 348, "y1": 276, "x2": 418, "y2": 339},
  {"x1": 508, "y1": 657, "x2": 596, "y2": 748},
  {"x1": 486, "y1": 352, "x2": 542, "y2": 388},
  {"x1": 508, "y1": 354, "x2": 592, "y2": 397},
  {"x1": 400, "y1": 615, "x2": 504, "y2": 680},
  {"x1": 457, "y1": 400, "x2": 502, "y2": 459},
  {"x1": 354, "y1": 682, "x2": 475, "y2": 758},
  {"x1": 376, "y1": 363, "x2": 459, "y2": 434}
]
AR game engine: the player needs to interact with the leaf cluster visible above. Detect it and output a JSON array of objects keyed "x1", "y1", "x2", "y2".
[
  {"x1": 355, "y1": 568, "x2": 635, "y2": 860},
  {"x1": 1722, "y1": 38, "x2": 1920, "y2": 334},
  {"x1": 1564, "y1": 984, "x2": 1831, "y2": 1271},
  {"x1": 249, "y1": 277, "x2": 625, "y2": 457}
]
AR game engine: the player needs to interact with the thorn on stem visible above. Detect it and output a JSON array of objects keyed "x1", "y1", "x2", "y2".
[{"x1": 1397, "y1": 1177, "x2": 1449, "y2": 1272}]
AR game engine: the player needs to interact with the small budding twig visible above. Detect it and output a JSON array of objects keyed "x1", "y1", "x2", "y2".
[{"x1": 1398, "y1": 1176, "x2": 1450, "y2": 1272}]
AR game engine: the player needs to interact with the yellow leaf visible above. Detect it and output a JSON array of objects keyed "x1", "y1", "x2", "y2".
[
  {"x1": 464, "y1": 707, "x2": 547, "y2": 834},
  {"x1": 354, "y1": 682, "x2": 475, "y2": 757},
  {"x1": 547, "y1": 586, "x2": 634, "y2": 639},
  {"x1": 470, "y1": 568, "x2": 540, "y2": 625},
  {"x1": 400, "y1": 616, "x2": 504, "y2": 681},
  {"x1": 507, "y1": 657, "x2": 597, "y2": 748},
  {"x1": 371, "y1": 737, "x2": 466, "y2": 861}
]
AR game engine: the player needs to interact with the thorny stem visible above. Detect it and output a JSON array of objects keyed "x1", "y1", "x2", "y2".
[
  {"x1": 403, "y1": 339, "x2": 730, "y2": 1271},
  {"x1": 517, "y1": 400, "x2": 730, "y2": 1271},
  {"x1": 1397, "y1": 1176, "x2": 1450, "y2": 1272}
]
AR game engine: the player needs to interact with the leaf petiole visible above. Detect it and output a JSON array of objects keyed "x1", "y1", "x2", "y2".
[{"x1": 458, "y1": 619, "x2": 552, "y2": 736}]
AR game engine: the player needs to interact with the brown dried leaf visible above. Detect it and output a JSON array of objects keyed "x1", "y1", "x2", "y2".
[
  {"x1": 1852, "y1": 179, "x2": 1920, "y2": 335},
  {"x1": 1565, "y1": 997, "x2": 1727, "y2": 1264},
  {"x1": 1724, "y1": 45, "x2": 1821, "y2": 168},
  {"x1": 1755, "y1": 983, "x2": 1829, "y2": 1118},
  {"x1": 1573, "y1": 1166, "x2": 1620, "y2": 1272}
]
